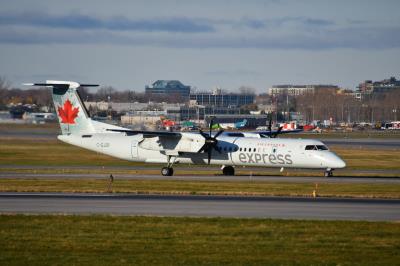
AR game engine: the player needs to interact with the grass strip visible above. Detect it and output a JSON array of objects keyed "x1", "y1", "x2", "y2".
[
  {"x1": 1, "y1": 178, "x2": 400, "y2": 198},
  {"x1": 0, "y1": 215, "x2": 399, "y2": 265}
]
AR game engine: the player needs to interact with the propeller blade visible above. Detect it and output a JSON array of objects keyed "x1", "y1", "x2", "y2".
[
  {"x1": 198, "y1": 144, "x2": 207, "y2": 153},
  {"x1": 209, "y1": 118, "x2": 214, "y2": 137},
  {"x1": 199, "y1": 129, "x2": 209, "y2": 139},
  {"x1": 207, "y1": 148, "x2": 212, "y2": 164},
  {"x1": 272, "y1": 126, "x2": 283, "y2": 138},
  {"x1": 268, "y1": 118, "x2": 272, "y2": 133},
  {"x1": 214, "y1": 129, "x2": 224, "y2": 139}
]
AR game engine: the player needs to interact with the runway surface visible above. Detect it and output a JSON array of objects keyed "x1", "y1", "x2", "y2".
[
  {"x1": 1, "y1": 172, "x2": 400, "y2": 184},
  {"x1": 1, "y1": 192, "x2": 399, "y2": 221}
]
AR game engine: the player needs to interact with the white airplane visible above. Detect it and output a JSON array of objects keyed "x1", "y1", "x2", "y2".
[
  {"x1": 213, "y1": 119, "x2": 247, "y2": 130},
  {"x1": 25, "y1": 81, "x2": 346, "y2": 177}
]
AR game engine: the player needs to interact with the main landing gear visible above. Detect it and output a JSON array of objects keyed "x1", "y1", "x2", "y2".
[
  {"x1": 222, "y1": 166, "x2": 235, "y2": 176},
  {"x1": 161, "y1": 155, "x2": 176, "y2": 176},
  {"x1": 324, "y1": 168, "x2": 334, "y2": 177}
]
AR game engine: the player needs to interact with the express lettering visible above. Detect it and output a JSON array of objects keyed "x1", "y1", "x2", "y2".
[{"x1": 238, "y1": 152, "x2": 293, "y2": 165}]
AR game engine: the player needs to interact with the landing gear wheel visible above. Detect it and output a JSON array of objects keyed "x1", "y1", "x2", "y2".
[
  {"x1": 324, "y1": 170, "x2": 333, "y2": 177},
  {"x1": 161, "y1": 167, "x2": 174, "y2": 176},
  {"x1": 222, "y1": 166, "x2": 235, "y2": 176}
]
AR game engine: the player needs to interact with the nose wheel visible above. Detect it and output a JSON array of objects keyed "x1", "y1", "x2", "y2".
[
  {"x1": 324, "y1": 169, "x2": 333, "y2": 177},
  {"x1": 161, "y1": 167, "x2": 174, "y2": 176}
]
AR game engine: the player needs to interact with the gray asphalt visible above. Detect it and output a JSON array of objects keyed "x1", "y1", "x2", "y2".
[
  {"x1": 2, "y1": 164, "x2": 400, "y2": 175},
  {"x1": 1, "y1": 172, "x2": 400, "y2": 184},
  {"x1": 0, "y1": 192, "x2": 399, "y2": 221}
]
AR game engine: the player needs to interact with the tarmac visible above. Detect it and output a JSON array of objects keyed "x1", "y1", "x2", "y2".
[
  {"x1": 1, "y1": 172, "x2": 400, "y2": 184},
  {"x1": 0, "y1": 192, "x2": 399, "y2": 221}
]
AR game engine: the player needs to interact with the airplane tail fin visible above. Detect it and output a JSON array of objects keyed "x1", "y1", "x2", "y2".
[{"x1": 24, "y1": 80, "x2": 98, "y2": 135}]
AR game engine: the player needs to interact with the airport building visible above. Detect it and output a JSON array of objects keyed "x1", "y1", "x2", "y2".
[
  {"x1": 145, "y1": 80, "x2": 191, "y2": 99},
  {"x1": 190, "y1": 89, "x2": 255, "y2": 107},
  {"x1": 358, "y1": 76, "x2": 400, "y2": 94}
]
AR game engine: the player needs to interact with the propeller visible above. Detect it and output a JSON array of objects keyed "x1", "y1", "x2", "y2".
[
  {"x1": 271, "y1": 126, "x2": 283, "y2": 138},
  {"x1": 268, "y1": 113, "x2": 283, "y2": 138},
  {"x1": 198, "y1": 117, "x2": 224, "y2": 164},
  {"x1": 268, "y1": 116, "x2": 272, "y2": 136}
]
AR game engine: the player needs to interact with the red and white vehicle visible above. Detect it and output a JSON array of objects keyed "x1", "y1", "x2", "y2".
[{"x1": 382, "y1": 121, "x2": 400, "y2": 130}]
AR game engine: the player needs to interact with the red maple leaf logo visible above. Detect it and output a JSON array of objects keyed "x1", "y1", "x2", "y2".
[{"x1": 57, "y1": 99, "x2": 79, "y2": 124}]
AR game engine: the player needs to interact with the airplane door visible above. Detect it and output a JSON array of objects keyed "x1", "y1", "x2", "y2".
[{"x1": 131, "y1": 140, "x2": 139, "y2": 158}]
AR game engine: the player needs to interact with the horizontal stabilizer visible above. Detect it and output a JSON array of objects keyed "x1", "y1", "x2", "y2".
[{"x1": 23, "y1": 82, "x2": 99, "y2": 88}]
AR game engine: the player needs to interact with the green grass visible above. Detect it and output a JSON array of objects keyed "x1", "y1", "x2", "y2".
[
  {"x1": 1, "y1": 178, "x2": 400, "y2": 198},
  {"x1": 0, "y1": 215, "x2": 399, "y2": 265},
  {"x1": 0, "y1": 138, "x2": 136, "y2": 167}
]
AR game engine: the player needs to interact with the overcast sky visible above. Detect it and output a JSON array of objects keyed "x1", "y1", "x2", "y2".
[{"x1": 0, "y1": 0, "x2": 399, "y2": 92}]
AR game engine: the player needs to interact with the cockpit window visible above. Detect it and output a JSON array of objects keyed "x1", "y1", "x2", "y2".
[
  {"x1": 305, "y1": 145, "x2": 328, "y2": 151},
  {"x1": 305, "y1": 145, "x2": 317, "y2": 150}
]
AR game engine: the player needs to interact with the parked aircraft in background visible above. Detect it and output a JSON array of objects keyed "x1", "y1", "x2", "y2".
[
  {"x1": 212, "y1": 119, "x2": 247, "y2": 130},
  {"x1": 25, "y1": 80, "x2": 346, "y2": 177},
  {"x1": 161, "y1": 119, "x2": 176, "y2": 130}
]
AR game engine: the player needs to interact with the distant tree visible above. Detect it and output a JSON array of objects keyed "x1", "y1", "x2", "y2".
[{"x1": 238, "y1": 86, "x2": 256, "y2": 95}]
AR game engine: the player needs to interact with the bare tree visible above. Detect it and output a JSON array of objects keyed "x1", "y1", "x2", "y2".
[{"x1": 238, "y1": 86, "x2": 256, "y2": 95}]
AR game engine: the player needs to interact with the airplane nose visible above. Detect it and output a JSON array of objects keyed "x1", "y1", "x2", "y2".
[
  {"x1": 334, "y1": 158, "x2": 346, "y2": 169},
  {"x1": 317, "y1": 152, "x2": 346, "y2": 169},
  {"x1": 330, "y1": 154, "x2": 346, "y2": 169}
]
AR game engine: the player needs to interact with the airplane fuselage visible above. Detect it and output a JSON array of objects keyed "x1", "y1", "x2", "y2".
[{"x1": 59, "y1": 133, "x2": 345, "y2": 170}]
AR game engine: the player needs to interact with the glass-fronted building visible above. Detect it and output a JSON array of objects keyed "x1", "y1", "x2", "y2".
[
  {"x1": 190, "y1": 92, "x2": 254, "y2": 107},
  {"x1": 145, "y1": 80, "x2": 191, "y2": 98}
]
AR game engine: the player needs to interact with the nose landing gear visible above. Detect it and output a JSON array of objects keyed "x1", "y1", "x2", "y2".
[
  {"x1": 161, "y1": 167, "x2": 174, "y2": 176},
  {"x1": 324, "y1": 168, "x2": 333, "y2": 177}
]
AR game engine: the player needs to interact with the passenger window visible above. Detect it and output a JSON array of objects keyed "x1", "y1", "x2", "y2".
[
  {"x1": 244, "y1": 148, "x2": 247, "y2": 152},
  {"x1": 253, "y1": 148, "x2": 256, "y2": 152},
  {"x1": 239, "y1": 147, "x2": 242, "y2": 151}
]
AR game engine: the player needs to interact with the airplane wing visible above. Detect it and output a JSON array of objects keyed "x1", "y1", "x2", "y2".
[
  {"x1": 106, "y1": 129, "x2": 181, "y2": 138},
  {"x1": 255, "y1": 128, "x2": 303, "y2": 137},
  {"x1": 107, "y1": 128, "x2": 207, "y2": 154}
]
